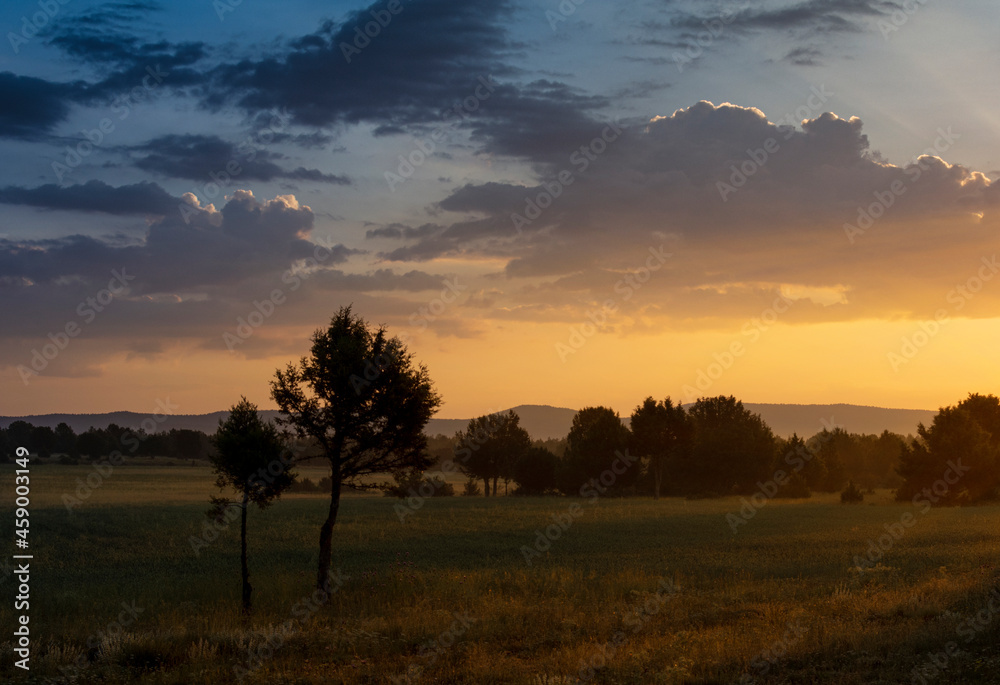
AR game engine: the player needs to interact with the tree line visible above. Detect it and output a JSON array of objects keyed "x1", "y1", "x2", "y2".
[
  {"x1": 0, "y1": 421, "x2": 213, "y2": 462},
  {"x1": 428, "y1": 398, "x2": 909, "y2": 500}
]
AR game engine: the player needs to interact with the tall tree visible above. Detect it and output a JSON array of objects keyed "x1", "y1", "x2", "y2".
[
  {"x1": 210, "y1": 398, "x2": 293, "y2": 616},
  {"x1": 455, "y1": 410, "x2": 531, "y2": 496},
  {"x1": 30, "y1": 425, "x2": 56, "y2": 459},
  {"x1": 629, "y1": 397, "x2": 690, "y2": 499},
  {"x1": 54, "y1": 422, "x2": 78, "y2": 458},
  {"x1": 560, "y1": 406, "x2": 634, "y2": 495},
  {"x1": 512, "y1": 445, "x2": 559, "y2": 495},
  {"x1": 896, "y1": 393, "x2": 1000, "y2": 504},
  {"x1": 686, "y1": 396, "x2": 775, "y2": 495},
  {"x1": 271, "y1": 306, "x2": 441, "y2": 589}
]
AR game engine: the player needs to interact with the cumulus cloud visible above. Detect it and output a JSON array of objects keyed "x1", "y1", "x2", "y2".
[
  {"x1": 370, "y1": 101, "x2": 1000, "y2": 326},
  {"x1": 0, "y1": 184, "x2": 467, "y2": 374}
]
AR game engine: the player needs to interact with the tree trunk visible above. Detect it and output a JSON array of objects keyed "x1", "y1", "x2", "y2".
[
  {"x1": 316, "y1": 462, "x2": 342, "y2": 591},
  {"x1": 483, "y1": 477, "x2": 489, "y2": 496},
  {"x1": 653, "y1": 456, "x2": 662, "y2": 500},
  {"x1": 492, "y1": 477, "x2": 498, "y2": 497},
  {"x1": 240, "y1": 492, "x2": 252, "y2": 616}
]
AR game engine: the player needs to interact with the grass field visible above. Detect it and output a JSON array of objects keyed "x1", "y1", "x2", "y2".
[{"x1": 1, "y1": 464, "x2": 999, "y2": 684}]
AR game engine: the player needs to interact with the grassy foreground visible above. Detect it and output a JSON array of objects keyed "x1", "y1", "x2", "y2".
[{"x1": 1, "y1": 464, "x2": 999, "y2": 683}]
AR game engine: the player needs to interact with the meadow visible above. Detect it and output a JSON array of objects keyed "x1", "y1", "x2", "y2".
[{"x1": 1, "y1": 463, "x2": 999, "y2": 684}]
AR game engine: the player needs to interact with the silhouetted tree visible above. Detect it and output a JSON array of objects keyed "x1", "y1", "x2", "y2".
[
  {"x1": 30, "y1": 425, "x2": 56, "y2": 459},
  {"x1": 896, "y1": 394, "x2": 1000, "y2": 505},
  {"x1": 75, "y1": 427, "x2": 109, "y2": 459},
  {"x1": 513, "y1": 446, "x2": 559, "y2": 495},
  {"x1": 6, "y1": 421, "x2": 34, "y2": 454},
  {"x1": 686, "y1": 396, "x2": 775, "y2": 495},
  {"x1": 560, "y1": 407, "x2": 634, "y2": 495},
  {"x1": 455, "y1": 410, "x2": 531, "y2": 496},
  {"x1": 169, "y1": 428, "x2": 210, "y2": 460},
  {"x1": 54, "y1": 422, "x2": 78, "y2": 457},
  {"x1": 813, "y1": 427, "x2": 852, "y2": 492},
  {"x1": 630, "y1": 397, "x2": 690, "y2": 499},
  {"x1": 271, "y1": 306, "x2": 441, "y2": 590},
  {"x1": 210, "y1": 397, "x2": 293, "y2": 615},
  {"x1": 776, "y1": 433, "x2": 826, "y2": 492}
]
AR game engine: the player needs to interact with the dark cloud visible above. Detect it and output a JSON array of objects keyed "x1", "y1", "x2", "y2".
[
  {"x1": 783, "y1": 46, "x2": 823, "y2": 65},
  {"x1": 0, "y1": 3, "x2": 207, "y2": 139},
  {"x1": 210, "y1": 0, "x2": 516, "y2": 127},
  {"x1": 0, "y1": 180, "x2": 177, "y2": 215},
  {"x1": 5, "y1": 0, "x2": 612, "y2": 167},
  {"x1": 672, "y1": 0, "x2": 897, "y2": 33},
  {"x1": 0, "y1": 73, "x2": 82, "y2": 139},
  {"x1": 127, "y1": 134, "x2": 350, "y2": 185},
  {"x1": 206, "y1": 0, "x2": 610, "y2": 164}
]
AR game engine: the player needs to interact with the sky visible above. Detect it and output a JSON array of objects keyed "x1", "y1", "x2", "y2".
[{"x1": 0, "y1": 0, "x2": 998, "y2": 419}]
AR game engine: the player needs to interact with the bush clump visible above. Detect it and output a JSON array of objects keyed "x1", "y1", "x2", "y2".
[
  {"x1": 841, "y1": 481, "x2": 864, "y2": 504},
  {"x1": 384, "y1": 470, "x2": 454, "y2": 498}
]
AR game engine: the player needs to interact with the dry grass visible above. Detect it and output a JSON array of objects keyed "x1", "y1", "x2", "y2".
[{"x1": 1, "y1": 464, "x2": 999, "y2": 683}]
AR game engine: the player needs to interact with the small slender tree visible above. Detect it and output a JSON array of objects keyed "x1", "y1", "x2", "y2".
[
  {"x1": 271, "y1": 306, "x2": 441, "y2": 590},
  {"x1": 210, "y1": 397, "x2": 293, "y2": 616}
]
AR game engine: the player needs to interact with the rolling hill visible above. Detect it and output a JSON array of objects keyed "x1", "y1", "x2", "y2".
[{"x1": 1, "y1": 402, "x2": 934, "y2": 440}]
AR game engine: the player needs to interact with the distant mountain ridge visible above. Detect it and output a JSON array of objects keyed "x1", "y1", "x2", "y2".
[{"x1": 1, "y1": 402, "x2": 934, "y2": 440}]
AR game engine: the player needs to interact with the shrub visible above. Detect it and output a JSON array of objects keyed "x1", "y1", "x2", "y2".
[
  {"x1": 462, "y1": 477, "x2": 482, "y2": 497},
  {"x1": 841, "y1": 481, "x2": 864, "y2": 504},
  {"x1": 384, "y1": 470, "x2": 454, "y2": 498},
  {"x1": 288, "y1": 477, "x2": 320, "y2": 493}
]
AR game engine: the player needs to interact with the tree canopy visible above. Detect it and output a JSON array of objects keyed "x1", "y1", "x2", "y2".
[{"x1": 271, "y1": 306, "x2": 441, "y2": 589}]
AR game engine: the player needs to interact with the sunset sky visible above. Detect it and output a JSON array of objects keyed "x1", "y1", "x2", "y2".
[{"x1": 1, "y1": 0, "x2": 998, "y2": 418}]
